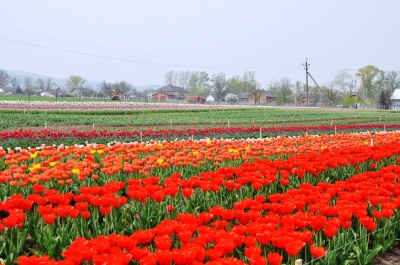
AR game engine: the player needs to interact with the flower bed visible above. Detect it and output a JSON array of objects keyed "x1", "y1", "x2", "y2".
[
  {"x1": 1, "y1": 132, "x2": 400, "y2": 264},
  {"x1": 0, "y1": 124, "x2": 396, "y2": 149}
]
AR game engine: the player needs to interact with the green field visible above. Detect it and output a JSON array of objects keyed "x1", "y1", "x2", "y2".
[{"x1": 0, "y1": 107, "x2": 397, "y2": 131}]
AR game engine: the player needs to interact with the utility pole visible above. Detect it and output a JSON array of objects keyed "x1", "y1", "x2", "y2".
[{"x1": 303, "y1": 58, "x2": 310, "y2": 107}]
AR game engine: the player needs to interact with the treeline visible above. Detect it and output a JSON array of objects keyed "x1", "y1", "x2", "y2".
[
  {"x1": 1, "y1": 65, "x2": 399, "y2": 107},
  {"x1": 163, "y1": 66, "x2": 400, "y2": 107}
]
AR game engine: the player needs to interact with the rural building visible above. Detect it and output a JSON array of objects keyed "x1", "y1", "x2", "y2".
[
  {"x1": 238, "y1": 93, "x2": 250, "y2": 103},
  {"x1": 0, "y1": 86, "x2": 15, "y2": 94},
  {"x1": 390, "y1": 89, "x2": 400, "y2": 110},
  {"x1": 39, "y1": 87, "x2": 70, "y2": 98},
  {"x1": 152, "y1": 84, "x2": 188, "y2": 102},
  {"x1": 70, "y1": 87, "x2": 93, "y2": 98},
  {"x1": 129, "y1": 92, "x2": 148, "y2": 101},
  {"x1": 248, "y1": 90, "x2": 276, "y2": 104},
  {"x1": 205, "y1": 95, "x2": 214, "y2": 102}
]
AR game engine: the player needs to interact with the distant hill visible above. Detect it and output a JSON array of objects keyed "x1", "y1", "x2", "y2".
[{"x1": 2, "y1": 69, "x2": 162, "y2": 92}]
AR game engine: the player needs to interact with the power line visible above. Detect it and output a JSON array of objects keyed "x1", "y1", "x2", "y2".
[
  {"x1": 0, "y1": 26, "x2": 303, "y2": 64},
  {"x1": 0, "y1": 35, "x2": 300, "y2": 71}
]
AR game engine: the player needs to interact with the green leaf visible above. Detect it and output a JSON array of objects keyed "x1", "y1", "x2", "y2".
[
  {"x1": 29, "y1": 248, "x2": 44, "y2": 256},
  {"x1": 366, "y1": 245, "x2": 383, "y2": 264}
]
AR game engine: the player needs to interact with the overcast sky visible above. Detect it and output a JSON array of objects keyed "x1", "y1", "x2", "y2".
[{"x1": 1, "y1": 0, "x2": 399, "y2": 88}]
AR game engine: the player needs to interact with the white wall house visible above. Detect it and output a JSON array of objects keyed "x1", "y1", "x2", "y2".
[
  {"x1": 206, "y1": 95, "x2": 214, "y2": 102},
  {"x1": 390, "y1": 89, "x2": 400, "y2": 110},
  {"x1": 40, "y1": 90, "x2": 55, "y2": 97}
]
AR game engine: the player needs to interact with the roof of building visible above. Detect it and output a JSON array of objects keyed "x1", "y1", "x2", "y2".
[
  {"x1": 156, "y1": 84, "x2": 187, "y2": 95},
  {"x1": 250, "y1": 90, "x2": 276, "y2": 98},
  {"x1": 238, "y1": 93, "x2": 250, "y2": 99},
  {"x1": 390, "y1": 89, "x2": 400, "y2": 100}
]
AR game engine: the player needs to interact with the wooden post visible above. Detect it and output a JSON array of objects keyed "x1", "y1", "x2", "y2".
[
  {"x1": 140, "y1": 131, "x2": 143, "y2": 143},
  {"x1": 384, "y1": 124, "x2": 386, "y2": 131},
  {"x1": 330, "y1": 119, "x2": 333, "y2": 126},
  {"x1": 295, "y1": 259, "x2": 302, "y2": 265},
  {"x1": 335, "y1": 126, "x2": 337, "y2": 134},
  {"x1": 92, "y1": 123, "x2": 95, "y2": 130},
  {"x1": 380, "y1": 116, "x2": 382, "y2": 122},
  {"x1": 259, "y1": 127, "x2": 262, "y2": 139},
  {"x1": 371, "y1": 132, "x2": 374, "y2": 147},
  {"x1": 170, "y1": 118, "x2": 173, "y2": 125}
]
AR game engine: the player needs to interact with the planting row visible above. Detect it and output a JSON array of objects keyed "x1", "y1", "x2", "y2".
[
  {"x1": 0, "y1": 106, "x2": 396, "y2": 131},
  {"x1": 0, "y1": 124, "x2": 395, "y2": 148}
]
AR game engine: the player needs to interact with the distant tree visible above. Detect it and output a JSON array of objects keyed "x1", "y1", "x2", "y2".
[
  {"x1": 177, "y1": 71, "x2": 191, "y2": 90},
  {"x1": 377, "y1": 89, "x2": 391, "y2": 109},
  {"x1": 65, "y1": 75, "x2": 87, "y2": 101},
  {"x1": 99, "y1": 80, "x2": 114, "y2": 99},
  {"x1": 24, "y1": 76, "x2": 34, "y2": 101},
  {"x1": 356, "y1": 65, "x2": 381, "y2": 99},
  {"x1": 198, "y1": 71, "x2": 209, "y2": 88},
  {"x1": 211, "y1": 72, "x2": 227, "y2": 102},
  {"x1": 242, "y1": 71, "x2": 257, "y2": 93},
  {"x1": 321, "y1": 82, "x2": 340, "y2": 106},
  {"x1": 16, "y1": 85, "x2": 23, "y2": 94},
  {"x1": 226, "y1": 75, "x2": 242, "y2": 94},
  {"x1": 10, "y1": 77, "x2": 19, "y2": 91},
  {"x1": 374, "y1": 70, "x2": 387, "y2": 95},
  {"x1": 309, "y1": 85, "x2": 322, "y2": 106},
  {"x1": 275, "y1": 77, "x2": 293, "y2": 105},
  {"x1": 164, "y1": 71, "x2": 178, "y2": 85},
  {"x1": 0, "y1": 70, "x2": 10, "y2": 87},
  {"x1": 115, "y1": 80, "x2": 134, "y2": 100},
  {"x1": 36, "y1": 78, "x2": 46, "y2": 91},
  {"x1": 342, "y1": 94, "x2": 356, "y2": 107},
  {"x1": 384, "y1": 70, "x2": 400, "y2": 92},
  {"x1": 268, "y1": 80, "x2": 280, "y2": 93},
  {"x1": 45, "y1": 78, "x2": 56, "y2": 90},
  {"x1": 293, "y1": 80, "x2": 304, "y2": 105},
  {"x1": 294, "y1": 81, "x2": 304, "y2": 94},
  {"x1": 188, "y1": 72, "x2": 200, "y2": 94},
  {"x1": 333, "y1": 69, "x2": 353, "y2": 95}
]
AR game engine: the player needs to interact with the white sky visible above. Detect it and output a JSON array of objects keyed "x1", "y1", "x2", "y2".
[{"x1": 1, "y1": 0, "x2": 399, "y2": 87}]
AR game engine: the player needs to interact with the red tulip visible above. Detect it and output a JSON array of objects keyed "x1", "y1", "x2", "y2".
[
  {"x1": 310, "y1": 245, "x2": 328, "y2": 258},
  {"x1": 267, "y1": 252, "x2": 283, "y2": 265}
]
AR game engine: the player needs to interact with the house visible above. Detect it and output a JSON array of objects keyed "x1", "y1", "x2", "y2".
[
  {"x1": 248, "y1": 90, "x2": 276, "y2": 104},
  {"x1": 40, "y1": 87, "x2": 71, "y2": 98},
  {"x1": 128, "y1": 92, "x2": 148, "y2": 101},
  {"x1": 205, "y1": 95, "x2": 214, "y2": 102},
  {"x1": 238, "y1": 93, "x2": 250, "y2": 103},
  {"x1": 0, "y1": 86, "x2": 15, "y2": 94},
  {"x1": 152, "y1": 84, "x2": 188, "y2": 102},
  {"x1": 70, "y1": 87, "x2": 93, "y2": 98},
  {"x1": 390, "y1": 89, "x2": 400, "y2": 110}
]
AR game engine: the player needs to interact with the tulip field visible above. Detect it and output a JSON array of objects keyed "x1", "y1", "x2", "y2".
[{"x1": 1, "y1": 101, "x2": 400, "y2": 264}]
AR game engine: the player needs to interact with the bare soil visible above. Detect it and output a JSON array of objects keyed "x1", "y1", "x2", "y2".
[{"x1": 373, "y1": 246, "x2": 400, "y2": 265}]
